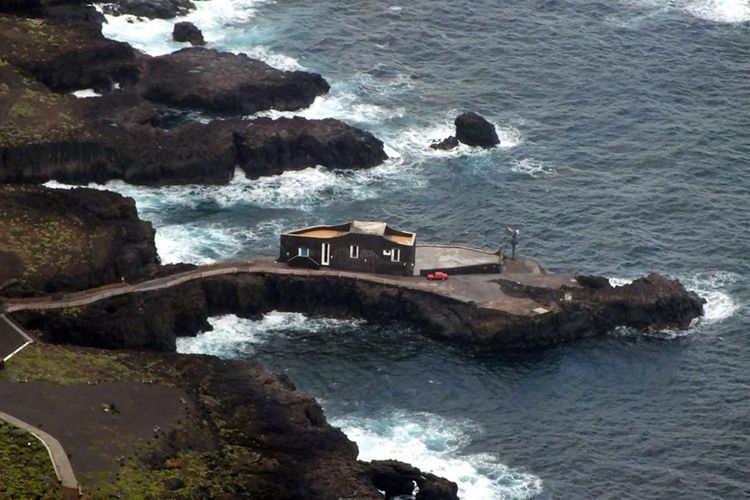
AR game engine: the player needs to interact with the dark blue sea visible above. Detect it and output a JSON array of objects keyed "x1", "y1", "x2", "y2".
[{"x1": 65, "y1": 1, "x2": 750, "y2": 497}]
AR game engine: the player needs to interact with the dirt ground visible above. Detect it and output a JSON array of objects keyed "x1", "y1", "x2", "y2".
[{"x1": 0, "y1": 381, "x2": 191, "y2": 485}]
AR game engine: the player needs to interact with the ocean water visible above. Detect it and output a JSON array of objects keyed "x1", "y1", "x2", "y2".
[{"x1": 83, "y1": 1, "x2": 750, "y2": 497}]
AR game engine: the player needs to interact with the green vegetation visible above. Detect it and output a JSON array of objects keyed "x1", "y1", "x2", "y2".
[
  {"x1": 0, "y1": 343, "x2": 175, "y2": 386},
  {"x1": 0, "y1": 65, "x2": 88, "y2": 148},
  {"x1": 90, "y1": 446, "x2": 271, "y2": 498},
  {"x1": 0, "y1": 198, "x2": 89, "y2": 287},
  {"x1": 0, "y1": 185, "x2": 112, "y2": 291},
  {"x1": 0, "y1": 421, "x2": 62, "y2": 499}
]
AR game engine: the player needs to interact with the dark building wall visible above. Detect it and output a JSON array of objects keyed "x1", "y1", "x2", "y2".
[{"x1": 279, "y1": 233, "x2": 415, "y2": 276}]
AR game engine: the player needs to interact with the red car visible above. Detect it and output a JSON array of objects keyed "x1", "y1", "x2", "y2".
[{"x1": 426, "y1": 271, "x2": 449, "y2": 281}]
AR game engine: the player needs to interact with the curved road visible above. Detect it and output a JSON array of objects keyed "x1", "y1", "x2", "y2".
[{"x1": 0, "y1": 257, "x2": 574, "y2": 316}]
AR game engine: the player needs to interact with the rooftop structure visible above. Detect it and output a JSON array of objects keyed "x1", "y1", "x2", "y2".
[{"x1": 279, "y1": 221, "x2": 417, "y2": 275}]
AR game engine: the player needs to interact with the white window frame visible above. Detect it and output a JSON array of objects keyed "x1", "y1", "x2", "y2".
[
  {"x1": 349, "y1": 245, "x2": 359, "y2": 259},
  {"x1": 298, "y1": 246, "x2": 309, "y2": 257},
  {"x1": 321, "y1": 242, "x2": 331, "y2": 266},
  {"x1": 390, "y1": 248, "x2": 401, "y2": 262}
]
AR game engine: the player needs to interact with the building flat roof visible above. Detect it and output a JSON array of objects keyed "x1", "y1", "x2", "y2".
[{"x1": 283, "y1": 221, "x2": 416, "y2": 246}]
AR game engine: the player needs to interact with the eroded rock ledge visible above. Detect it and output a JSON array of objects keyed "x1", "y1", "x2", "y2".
[
  {"x1": 0, "y1": 2, "x2": 387, "y2": 186},
  {"x1": 0, "y1": 184, "x2": 159, "y2": 296}
]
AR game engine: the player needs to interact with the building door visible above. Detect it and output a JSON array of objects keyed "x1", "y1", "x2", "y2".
[{"x1": 321, "y1": 242, "x2": 331, "y2": 266}]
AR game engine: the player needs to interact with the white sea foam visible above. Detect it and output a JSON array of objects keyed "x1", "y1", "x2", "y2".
[
  {"x1": 154, "y1": 221, "x2": 281, "y2": 264},
  {"x1": 177, "y1": 312, "x2": 363, "y2": 355},
  {"x1": 510, "y1": 158, "x2": 556, "y2": 178},
  {"x1": 45, "y1": 164, "x2": 417, "y2": 213},
  {"x1": 96, "y1": 0, "x2": 295, "y2": 67},
  {"x1": 610, "y1": 277, "x2": 636, "y2": 287},
  {"x1": 619, "y1": 0, "x2": 750, "y2": 24},
  {"x1": 332, "y1": 411, "x2": 543, "y2": 500},
  {"x1": 255, "y1": 87, "x2": 400, "y2": 125},
  {"x1": 684, "y1": 0, "x2": 750, "y2": 23},
  {"x1": 683, "y1": 271, "x2": 740, "y2": 324}
]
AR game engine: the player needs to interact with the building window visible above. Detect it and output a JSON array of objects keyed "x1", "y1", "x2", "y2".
[
  {"x1": 298, "y1": 246, "x2": 309, "y2": 257},
  {"x1": 349, "y1": 245, "x2": 359, "y2": 259},
  {"x1": 391, "y1": 248, "x2": 400, "y2": 262}
]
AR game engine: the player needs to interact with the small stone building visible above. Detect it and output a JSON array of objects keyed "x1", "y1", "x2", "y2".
[{"x1": 279, "y1": 221, "x2": 417, "y2": 276}]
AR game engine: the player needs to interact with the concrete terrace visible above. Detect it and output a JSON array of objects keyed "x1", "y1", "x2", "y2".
[{"x1": 0, "y1": 256, "x2": 580, "y2": 318}]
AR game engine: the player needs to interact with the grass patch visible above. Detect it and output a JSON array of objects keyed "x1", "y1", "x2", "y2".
[
  {"x1": 0, "y1": 421, "x2": 62, "y2": 499},
  {"x1": 89, "y1": 447, "x2": 270, "y2": 498},
  {"x1": 0, "y1": 343, "x2": 176, "y2": 386}
]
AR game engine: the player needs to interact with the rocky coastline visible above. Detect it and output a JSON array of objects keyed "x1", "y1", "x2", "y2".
[
  {"x1": 0, "y1": 1, "x2": 388, "y2": 186},
  {"x1": 0, "y1": 2, "x2": 706, "y2": 498}
]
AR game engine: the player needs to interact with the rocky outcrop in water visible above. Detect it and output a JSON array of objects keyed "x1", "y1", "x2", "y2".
[
  {"x1": 139, "y1": 48, "x2": 329, "y2": 115},
  {"x1": 172, "y1": 21, "x2": 204, "y2": 46},
  {"x1": 232, "y1": 117, "x2": 389, "y2": 178},
  {"x1": 455, "y1": 112, "x2": 499, "y2": 148},
  {"x1": 430, "y1": 111, "x2": 500, "y2": 150},
  {"x1": 430, "y1": 135, "x2": 459, "y2": 151}
]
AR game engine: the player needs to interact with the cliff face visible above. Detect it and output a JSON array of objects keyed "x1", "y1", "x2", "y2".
[
  {"x1": 0, "y1": 184, "x2": 158, "y2": 296},
  {"x1": 0, "y1": 2, "x2": 387, "y2": 186}
]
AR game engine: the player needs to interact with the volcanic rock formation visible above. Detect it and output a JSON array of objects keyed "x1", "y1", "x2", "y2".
[
  {"x1": 0, "y1": 1, "x2": 387, "y2": 186},
  {"x1": 0, "y1": 185, "x2": 158, "y2": 296},
  {"x1": 172, "y1": 20, "x2": 205, "y2": 46},
  {"x1": 101, "y1": 0, "x2": 196, "y2": 19},
  {"x1": 431, "y1": 111, "x2": 500, "y2": 150}
]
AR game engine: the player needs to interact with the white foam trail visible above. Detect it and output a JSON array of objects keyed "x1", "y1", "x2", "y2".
[
  {"x1": 177, "y1": 312, "x2": 364, "y2": 354},
  {"x1": 154, "y1": 221, "x2": 276, "y2": 264},
  {"x1": 45, "y1": 165, "x2": 418, "y2": 213},
  {"x1": 685, "y1": 0, "x2": 750, "y2": 23},
  {"x1": 70, "y1": 88, "x2": 101, "y2": 98},
  {"x1": 684, "y1": 271, "x2": 740, "y2": 324},
  {"x1": 510, "y1": 158, "x2": 556, "y2": 178},
  {"x1": 256, "y1": 89, "x2": 400, "y2": 125},
  {"x1": 332, "y1": 411, "x2": 543, "y2": 500}
]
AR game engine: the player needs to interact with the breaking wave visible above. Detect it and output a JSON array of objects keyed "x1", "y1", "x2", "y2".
[
  {"x1": 176, "y1": 312, "x2": 365, "y2": 355},
  {"x1": 332, "y1": 411, "x2": 543, "y2": 500}
]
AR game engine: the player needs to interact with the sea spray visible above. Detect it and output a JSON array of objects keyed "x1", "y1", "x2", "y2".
[{"x1": 331, "y1": 411, "x2": 543, "y2": 500}]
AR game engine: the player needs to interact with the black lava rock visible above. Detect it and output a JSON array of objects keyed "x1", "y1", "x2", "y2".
[
  {"x1": 455, "y1": 111, "x2": 499, "y2": 148},
  {"x1": 173, "y1": 21, "x2": 205, "y2": 46},
  {"x1": 429, "y1": 135, "x2": 459, "y2": 151}
]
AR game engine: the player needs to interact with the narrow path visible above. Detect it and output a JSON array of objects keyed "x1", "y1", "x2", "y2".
[
  {"x1": 0, "y1": 257, "x2": 575, "y2": 316},
  {"x1": 0, "y1": 258, "x2": 469, "y2": 313},
  {"x1": 0, "y1": 409, "x2": 79, "y2": 493}
]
